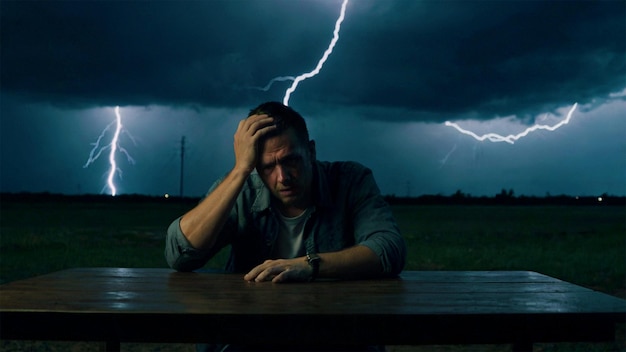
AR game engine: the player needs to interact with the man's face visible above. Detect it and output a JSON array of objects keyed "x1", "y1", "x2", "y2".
[{"x1": 257, "y1": 128, "x2": 315, "y2": 215}]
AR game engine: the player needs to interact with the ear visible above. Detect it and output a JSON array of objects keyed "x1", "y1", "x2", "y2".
[{"x1": 308, "y1": 140, "x2": 316, "y2": 161}]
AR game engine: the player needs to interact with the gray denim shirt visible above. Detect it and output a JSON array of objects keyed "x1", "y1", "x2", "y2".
[{"x1": 165, "y1": 160, "x2": 406, "y2": 276}]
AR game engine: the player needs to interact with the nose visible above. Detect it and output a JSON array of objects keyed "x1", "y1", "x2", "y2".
[{"x1": 276, "y1": 165, "x2": 291, "y2": 184}]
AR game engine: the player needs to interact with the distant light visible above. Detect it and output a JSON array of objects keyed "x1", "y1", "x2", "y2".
[
  {"x1": 164, "y1": 193, "x2": 170, "y2": 199},
  {"x1": 598, "y1": 197, "x2": 603, "y2": 202}
]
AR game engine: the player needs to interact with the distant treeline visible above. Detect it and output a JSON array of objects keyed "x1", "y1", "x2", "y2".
[
  {"x1": 0, "y1": 192, "x2": 199, "y2": 206},
  {"x1": 386, "y1": 194, "x2": 625, "y2": 206},
  {"x1": 1, "y1": 192, "x2": 624, "y2": 206}
]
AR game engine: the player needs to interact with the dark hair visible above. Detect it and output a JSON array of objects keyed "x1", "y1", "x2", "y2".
[{"x1": 248, "y1": 101, "x2": 310, "y2": 144}]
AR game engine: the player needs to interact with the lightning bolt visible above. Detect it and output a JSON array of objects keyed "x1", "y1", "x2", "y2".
[
  {"x1": 282, "y1": 0, "x2": 348, "y2": 105},
  {"x1": 249, "y1": 76, "x2": 295, "y2": 92},
  {"x1": 83, "y1": 106, "x2": 135, "y2": 196},
  {"x1": 252, "y1": 0, "x2": 348, "y2": 105},
  {"x1": 439, "y1": 144, "x2": 457, "y2": 167},
  {"x1": 444, "y1": 103, "x2": 578, "y2": 144}
]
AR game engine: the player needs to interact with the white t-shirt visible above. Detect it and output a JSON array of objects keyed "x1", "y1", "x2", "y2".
[{"x1": 272, "y1": 207, "x2": 312, "y2": 259}]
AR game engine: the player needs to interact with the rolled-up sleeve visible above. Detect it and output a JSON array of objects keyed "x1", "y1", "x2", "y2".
[
  {"x1": 359, "y1": 231, "x2": 406, "y2": 276},
  {"x1": 165, "y1": 178, "x2": 234, "y2": 272},
  {"x1": 165, "y1": 217, "x2": 212, "y2": 271},
  {"x1": 349, "y1": 165, "x2": 407, "y2": 276}
]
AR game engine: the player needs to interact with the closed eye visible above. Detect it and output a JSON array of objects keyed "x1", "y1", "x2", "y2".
[{"x1": 261, "y1": 163, "x2": 275, "y2": 172}]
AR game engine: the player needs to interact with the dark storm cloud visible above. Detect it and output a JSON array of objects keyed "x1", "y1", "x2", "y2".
[
  {"x1": 0, "y1": 0, "x2": 338, "y2": 107},
  {"x1": 320, "y1": 1, "x2": 626, "y2": 121},
  {"x1": 1, "y1": 0, "x2": 624, "y2": 121}
]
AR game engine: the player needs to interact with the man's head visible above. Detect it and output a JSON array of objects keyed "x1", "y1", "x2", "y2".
[
  {"x1": 248, "y1": 101, "x2": 310, "y2": 146},
  {"x1": 248, "y1": 102, "x2": 316, "y2": 216}
]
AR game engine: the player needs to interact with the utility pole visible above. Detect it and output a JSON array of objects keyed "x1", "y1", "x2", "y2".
[{"x1": 179, "y1": 136, "x2": 185, "y2": 198}]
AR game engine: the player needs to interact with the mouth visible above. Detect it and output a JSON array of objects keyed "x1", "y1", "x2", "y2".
[{"x1": 278, "y1": 188, "x2": 296, "y2": 196}]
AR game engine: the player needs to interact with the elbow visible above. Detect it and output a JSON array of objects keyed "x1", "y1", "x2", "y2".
[
  {"x1": 382, "y1": 234, "x2": 407, "y2": 277},
  {"x1": 382, "y1": 246, "x2": 406, "y2": 277},
  {"x1": 362, "y1": 233, "x2": 407, "y2": 277},
  {"x1": 170, "y1": 255, "x2": 206, "y2": 272},
  {"x1": 166, "y1": 244, "x2": 209, "y2": 272},
  {"x1": 165, "y1": 218, "x2": 209, "y2": 272}
]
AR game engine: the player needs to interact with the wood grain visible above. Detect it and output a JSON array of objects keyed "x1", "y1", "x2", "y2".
[{"x1": 1, "y1": 268, "x2": 624, "y2": 348}]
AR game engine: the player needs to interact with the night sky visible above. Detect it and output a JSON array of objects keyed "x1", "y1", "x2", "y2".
[{"x1": 1, "y1": 0, "x2": 624, "y2": 198}]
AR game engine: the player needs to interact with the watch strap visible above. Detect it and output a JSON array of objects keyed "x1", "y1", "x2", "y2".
[{"x1": 306, "y1": 253, "x2": 321, "y2": 281}]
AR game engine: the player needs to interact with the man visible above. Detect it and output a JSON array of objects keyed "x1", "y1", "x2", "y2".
[
  {"x1": 165, "y1": 102, "x2": 406, "y2": 283},
  {"x1": 165, "y1": 102, "x2": 405, "y2": 351}
]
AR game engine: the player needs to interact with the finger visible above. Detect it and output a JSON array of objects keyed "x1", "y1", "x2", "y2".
[
  {"x1": 244, "y1": 268, "x2": 263, "y2": 282},
  {"x1": 273, "y1": 265, "x2": 311, "y2": 283},
  {"x1": 243, "y1": 262, "x2": 265, "y2": 281},
  {"x1": 255, "y1": 266, "x2": 284, "y2": 282},
  {"x1": 251, "y1": 120, "x2": 276, "y2": 138},
  {"x1": 254, "y1": 270, "x2": 270, "y2": 282},
  {"x1": 246, "y1": 113, "x2": 269, "y2": 121},
  {"x1": 252, "y1": 122, "x2": 277, "y2": 139},
  {"x1": 243, "y1": 270, "x2": 256, "y2": 282},
  {"x1": 244, "y1": 260, "x2": 275, "y2": 281},
  {"x1": 272, "y1": 269, "x2": 291, "y2": 283},
  {"x1": 236, "y1": 119, "x2": 248, "y2": 135},
  {"x1": 236, "y1": 115, "x2": 266, "y2": 135},
  {"x1": 244, "y1": 114, "x2": 272, "y2": 133}
]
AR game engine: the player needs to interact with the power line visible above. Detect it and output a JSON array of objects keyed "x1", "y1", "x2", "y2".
[{"x1": 179, "y1": 136, "x2": 185, "y2": 198}]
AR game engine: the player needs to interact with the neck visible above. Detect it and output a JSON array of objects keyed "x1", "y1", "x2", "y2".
[
  {"x1": 278, "y1": 192, "x2": 312, "y2": 218},
  {"x1": 279, "y1": 206, "x2": 307, "y2": 218},
  {"x1": 278, "y1": 199, "x2": 311, "y2": 218}
]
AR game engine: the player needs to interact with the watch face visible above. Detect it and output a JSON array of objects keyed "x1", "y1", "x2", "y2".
[
  {"x1": 306, "y1": 253, "x2": 320, "y2": 281},
  {"x1": 307, "y1": 253, "x2": 320, "y2": 263}
]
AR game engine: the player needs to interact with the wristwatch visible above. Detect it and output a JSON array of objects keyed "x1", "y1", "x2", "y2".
[{"x1": 306, "y1": 253, "x2": 321, "y2": 281}]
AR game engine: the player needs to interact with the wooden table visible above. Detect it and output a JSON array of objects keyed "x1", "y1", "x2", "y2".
[{"x1": 1, "y1": 268, "x2": 624, "y2": 351}]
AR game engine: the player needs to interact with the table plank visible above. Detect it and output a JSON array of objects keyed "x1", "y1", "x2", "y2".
[{"x1": 1, "y1": 268, "x2": 624, "y2": 347}]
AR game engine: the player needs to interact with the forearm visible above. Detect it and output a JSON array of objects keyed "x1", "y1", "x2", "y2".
[
  {"x1": 179, "y1": 168, "x2": 249, "y2": 250},
  {"x1": 317, "y1": 245, "x2": 382, "y2": 280},
  {"x1": 243, "y1": 245, "x2": 383, "y2": 283}
]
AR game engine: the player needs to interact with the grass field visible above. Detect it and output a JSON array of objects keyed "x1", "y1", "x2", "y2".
[{"x1": 1, "y1": 198, "x2": 624, "y2": 351}]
